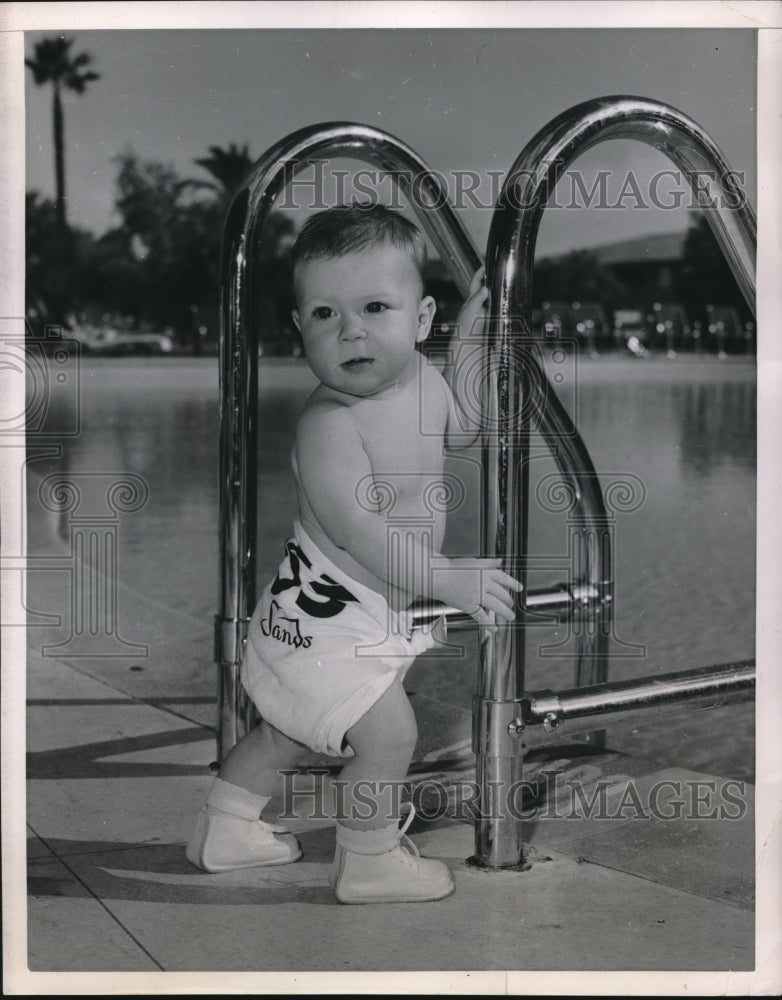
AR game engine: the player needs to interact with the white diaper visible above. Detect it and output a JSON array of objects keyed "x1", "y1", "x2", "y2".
[{"x1": 241, "y1": 521, "x2": 440, "y2": 757}]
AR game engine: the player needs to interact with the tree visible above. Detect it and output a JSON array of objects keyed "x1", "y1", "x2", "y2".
[
  {"x1": 111, "y1": 151, "x2": 220, "y2": 340},
  {"x1": 533, "y1": 249, "x2": 627, "y2": 315},
  {"x1": 26, "y1": 191, "x2": 95, "y2": 326},
  {"x1": 678, "y1": 212, "x2": 749, "y2": 325},
  {"x1": 189, "y1": 143, "x2": 298, "y2": 348},
  {"x1": 191, "y1": 142, "x2": 255, "y2": 209},
  {"x1": 25, "y1": 36, "x2": 100, "y2": 228}
]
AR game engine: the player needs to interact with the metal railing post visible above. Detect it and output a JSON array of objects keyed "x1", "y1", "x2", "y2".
[
  {"x1": 215, "y1": 123, "x2": 481, "y2": 762},
  {"x1": 470, "y1": 95, "x2": 756, "y2": 869}
]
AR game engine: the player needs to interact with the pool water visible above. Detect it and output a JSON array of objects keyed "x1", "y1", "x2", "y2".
[{"x1": 27, "y1": 353, "x2": 756, "y2": 781}]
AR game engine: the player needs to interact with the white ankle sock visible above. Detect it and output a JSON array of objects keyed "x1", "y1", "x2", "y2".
[
  {"x1": 335, "y1": 821, "x2": 399, "y2": 855},
  {"x1": 206, "y1": 778, "x2": 270, "y2": 821}
]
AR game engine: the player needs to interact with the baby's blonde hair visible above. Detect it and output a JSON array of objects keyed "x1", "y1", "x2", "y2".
[{"x1": 291, "y1": 204, "x2": 427, "y2": 291}]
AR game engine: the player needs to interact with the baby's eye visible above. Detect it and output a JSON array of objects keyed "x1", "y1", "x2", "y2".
[
  {"x1": 312, "y1": 306, "x2": 334, "y2": 320},
  {"x1": 365, "y1": 302, "x2": 387, "y2": 314}
]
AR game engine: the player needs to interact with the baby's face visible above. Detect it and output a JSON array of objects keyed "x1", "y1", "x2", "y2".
[{"x1": 292, "y1": 244, "x2": 435, "y2": 398}]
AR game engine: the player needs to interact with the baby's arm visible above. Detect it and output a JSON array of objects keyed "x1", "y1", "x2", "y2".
[
  {"x1": 441, "y1": 267, "x2": 489, "y2": 450},
  {"x1": 296, "y1": 402, "x2": 521, "y2": 625}
]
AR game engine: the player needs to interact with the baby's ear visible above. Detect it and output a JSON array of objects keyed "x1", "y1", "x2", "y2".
[
  {"x1": 417, "y1": 295, "x2": 437, "y2": 342},
  {"x1": 291, "y1": 309, "x2": 301, "y2": 333}
]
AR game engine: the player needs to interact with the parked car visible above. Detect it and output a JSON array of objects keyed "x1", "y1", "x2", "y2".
[
  {"x1": 646, "y1": 302, "x2": 691, "y2": 355},
  {"x1": 704, "y1": 304, "x2": 745, "y2": 354},
  {"x1": 611, "y1": 309, "x2": 650, "y2": 356},
  {"x1": 71, "y1": 325, "x2": 175, "y2": 356}
]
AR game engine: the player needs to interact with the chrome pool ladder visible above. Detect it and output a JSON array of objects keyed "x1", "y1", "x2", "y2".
[{"x1": 215, "y1": 96, "x2": 756, "y2": 870}]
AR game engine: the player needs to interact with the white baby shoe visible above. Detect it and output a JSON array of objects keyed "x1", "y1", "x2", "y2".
[
  {"x1": 331, "y1": 803, "x2": 454, "y2": 903},
  {"x1": 186, "y1": 807, "x2": 302, "y2": 873}
]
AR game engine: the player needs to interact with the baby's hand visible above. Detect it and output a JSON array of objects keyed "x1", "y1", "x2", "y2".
[
  {"x1": 433, "y1": 557, "x2": 523, "y2": 627},
  {"x1": 455, "y1": 267, "x2": 488, "y2": 340}
]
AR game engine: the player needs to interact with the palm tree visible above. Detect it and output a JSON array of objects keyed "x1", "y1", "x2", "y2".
[
  {"x1": 191, "y1": 143, "x2": 254, "y2": 206},
  {"x1": 25, "y1": 36, "x2": 100, "y2": 227},
  {"x1": 190, "y1": 142, "x2": 297, "y2": 348}
]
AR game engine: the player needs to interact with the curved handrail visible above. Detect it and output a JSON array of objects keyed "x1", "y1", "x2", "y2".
[
  {"x1": 216, "y1": 122, "x2": 483, "y2": 756},
  {"x1": 488, "y1": 95, "x2": 756, "y2": 317},
  {"x1": 480, "y1": 94, "x2": 757, "y2": 702},
  {"x1": 473, "y1": 95, "x2": 756, "y2": 867}
]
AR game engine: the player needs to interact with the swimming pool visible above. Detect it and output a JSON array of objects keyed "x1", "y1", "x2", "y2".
[{"x1": 27, "y1": 353, "x2": 755, "y2": 781}]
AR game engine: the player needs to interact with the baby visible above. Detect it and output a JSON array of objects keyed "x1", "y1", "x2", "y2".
[{"x1": 187, "y1": 205, "x2": 521, "y2": 903}]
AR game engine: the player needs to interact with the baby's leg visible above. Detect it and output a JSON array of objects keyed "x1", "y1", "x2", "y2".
[
  {"x1": 338, "y1": 679, "x2": 417, "y2": 830},
  {"x1": 220, "y1": 720, "x2": 306, "y2": 798},
  {"x1": 331, "y1": 679, "x2": 454, "y2": 903},
  {"x1": 186, "y1": 721, "x2": 307, "y2": 873}
]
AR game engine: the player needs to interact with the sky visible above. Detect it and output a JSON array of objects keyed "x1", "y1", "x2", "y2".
[{"x1": 23, "y1": 25, "x2": 757, "y2": 258}]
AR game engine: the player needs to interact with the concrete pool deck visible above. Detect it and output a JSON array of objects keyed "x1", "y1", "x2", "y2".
[{"x1": 13, "y1": 552, "x2": 761, "y2": 991}]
